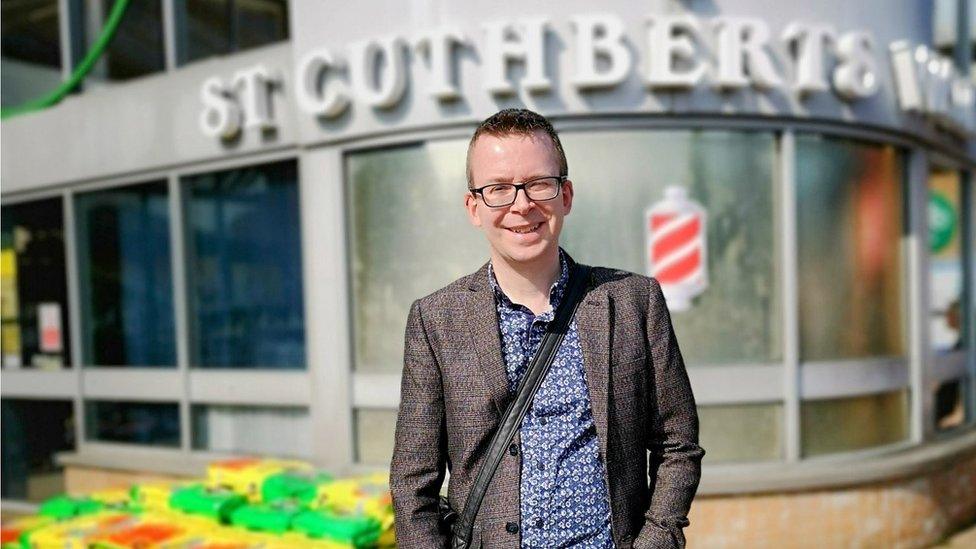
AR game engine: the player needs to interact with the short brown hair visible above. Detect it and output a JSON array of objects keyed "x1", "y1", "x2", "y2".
[{"x1": 465, "y1": 109, "x2": 568, "y2": 189}]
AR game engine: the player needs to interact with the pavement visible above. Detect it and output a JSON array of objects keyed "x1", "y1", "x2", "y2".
[{"x1": 933, "y1": 520, "x2": 976, "y2": 548}]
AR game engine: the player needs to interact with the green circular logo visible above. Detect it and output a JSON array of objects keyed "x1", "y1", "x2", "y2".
[{"x1": 928, "y1": 191, "x2": 957, "y2": 253}]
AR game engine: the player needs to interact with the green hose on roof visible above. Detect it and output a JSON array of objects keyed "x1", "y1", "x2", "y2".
[{"x1": 1, "y1": 0, "x2": 130, "y2": 120}]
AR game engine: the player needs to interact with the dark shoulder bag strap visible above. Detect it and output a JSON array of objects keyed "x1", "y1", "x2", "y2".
[{"x1": 450, "y1": 264, "x2": 592, "y2": 549}]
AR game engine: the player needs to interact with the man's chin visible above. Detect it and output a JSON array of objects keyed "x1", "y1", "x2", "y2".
[{"x1": 491, "y1": 241, "x2": 555, "y2": 265}]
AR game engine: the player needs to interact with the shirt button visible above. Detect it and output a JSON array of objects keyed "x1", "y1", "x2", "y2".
[
  {"x1": 509, "y1": 443, "x2": 518, "y2": 456},
  {"x1": 534, "y1": 518, "x2": 543, "y2": 529},
  {"x1": 539, "y1": 417, "x2": 548, "y2": 426},
  {"x1": 537, "y1": 461, "x2": 545, "y2": 471},
  {"x1": 506, "y1": 522, "x2": 520, "y2": 534}
]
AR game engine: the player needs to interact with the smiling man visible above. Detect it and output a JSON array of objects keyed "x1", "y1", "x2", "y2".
[{"x1": 390, "y1": 109, "x2": 704, "y2": 549}]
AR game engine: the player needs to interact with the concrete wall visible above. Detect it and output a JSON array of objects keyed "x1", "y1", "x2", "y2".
[
  {"x1": 688, "y1": 446, "x2": 976, "y2": 548},
  {"x1": 2, "y1": 0, "x2": 971, "y2": 197}
]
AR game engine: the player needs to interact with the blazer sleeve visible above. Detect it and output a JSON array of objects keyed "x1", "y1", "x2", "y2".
[
  {"x1": 390, "y1": 299, "x2": 449, "y2": 549},
  {"x1": 635, "y1": 277, "x2": 706, "y2": 549}
]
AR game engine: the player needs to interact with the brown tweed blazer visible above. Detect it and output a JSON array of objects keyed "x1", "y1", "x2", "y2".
[{"x1": 390, "y1": 251, "x2": 704, "y2": 549}]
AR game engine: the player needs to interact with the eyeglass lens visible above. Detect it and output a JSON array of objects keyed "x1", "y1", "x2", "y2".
[{"x1": 482, "y1": 178, "x2": 560, "y2": 206}]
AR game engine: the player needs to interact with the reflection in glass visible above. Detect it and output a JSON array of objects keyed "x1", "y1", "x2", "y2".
[
  {"x1": 192, "y1": 405, "x2": 311, "y2": 458},
  {"x1": 179, "y1": 0, "x2": 289, "y2": 65},
  {"x1": 1, "y1": 399, "x2": 74, "y2": 502},
  {"x1": 347, "y1": 141, "x2": 486, "y2": 373},
  {"x1": 347, "y1": 131, "x2": 780, "y2": 372},
  {"x1": 1, "y1": 199, "x2": 72, "y2": 369},
  {"x1": 1, "y1": 0, "x2": 62, "y2": 108},
  {"x1": 354, "y1": 408, "x2": 397, "y2": 466},
  {"x1": 85, "y1": 400, "x2": 180, "y2": 447},
  {"x1": 928, "y1": 168, "x2": 967, "y2": 352},
  {"x1": 801, "y1": 390, "x2": 909, "y2": 456},
  {"x1": 796, "y1": 136, "x2": 905, "y2": 361},
  {"x1": 183, "y1": 160, "x2": 305, "y2": 369},
  {"x1": 75, "y1": 182, "x2": 175, "y2": 367},
  {"x1": 86, "y1": 0, "x2": 165, "y2": 81},
  {"x1": 561, "y1": 131, "x2": 781, "y2": 365},
  {"x1": 698, "y1": 402, "x2": 782, "y2": 463},
  {"x1": 935, "y1": 377, "x2": 967, "y2": 432}
]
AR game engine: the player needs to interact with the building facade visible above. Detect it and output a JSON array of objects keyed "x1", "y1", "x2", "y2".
[{"x1": 2, "y1": 0, "x2": 975, "y2": 546}]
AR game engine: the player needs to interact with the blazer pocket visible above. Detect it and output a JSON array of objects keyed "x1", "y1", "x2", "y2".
[
  {"x1": 613, "y1": 342, "x2": 648, "y2": 370},
  {"x1": 613, "y1": 353, "x2": 647, "y2": 379},
  {"x1": 612, "y1": 354, "x2": 648, "y2": 430}
]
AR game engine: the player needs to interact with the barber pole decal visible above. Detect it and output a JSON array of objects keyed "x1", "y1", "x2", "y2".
[{"x1": 645, "y1": 186, "x2": 708, "y2": 311}]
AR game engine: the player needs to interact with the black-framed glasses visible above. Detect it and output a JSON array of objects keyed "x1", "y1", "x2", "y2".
[{"x1": 470, "y1": 176, "x2": 566, "y2": 208}]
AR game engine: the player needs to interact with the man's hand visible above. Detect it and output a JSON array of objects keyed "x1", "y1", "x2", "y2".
[{"x1": 638, "y1": 278, "x2": 706, "y2": 548}]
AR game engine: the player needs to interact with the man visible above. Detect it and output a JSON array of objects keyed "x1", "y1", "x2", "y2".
[{"x1": 390, "y1": 108, "x2": 704, "y2": 549}]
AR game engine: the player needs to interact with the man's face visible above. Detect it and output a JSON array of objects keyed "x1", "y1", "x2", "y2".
[{"x1": 464, "y1": 130, "x2": 573, "y2": 267}]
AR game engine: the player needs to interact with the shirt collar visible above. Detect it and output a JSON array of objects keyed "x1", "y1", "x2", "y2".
[{"x1": 487, "y1": 247, "x2": 570, "y2": 314}]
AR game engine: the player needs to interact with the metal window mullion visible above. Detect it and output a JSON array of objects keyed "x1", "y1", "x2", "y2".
[
  {"x1": 60, "y1": 0, "x2": 87, "y2": 79},
  {"x1": 301, "y1": 149, "x2": 354, "y2": 470},
  {"x1": 779, "y1": 129, "x2": 800, "y2": 462},
  {"x1": 906, "y1": 149, "x2": 932, "y2": 444},
  {"x1": 85, "y1": 0, "x2": 108, "y2": 81},
  {"x1": 955, "y1": 0, "x2": 971, "y2": 77},
  {"x1": 964, "y1": 170, "x2": 976, "y2": 425},
  {"x1": 56, "y1": 0, "x2": 74, "y2": 81},
  {"x1": 62, "y1": 188, "x2": 87, "y2": 450},
  {"x1": 168, "y1": 173, "x2": 192, "y2": 453},
  {"x1": 162, "y1": 0, "x2": 178, "y2": 71}
]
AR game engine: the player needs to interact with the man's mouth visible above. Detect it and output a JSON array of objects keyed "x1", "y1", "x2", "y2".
[{"x1": 507, "y1": 222, "x2": 542, "y2": 234}]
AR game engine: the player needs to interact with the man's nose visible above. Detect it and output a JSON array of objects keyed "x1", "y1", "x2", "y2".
[{"x1": 509, "y1": 187, "x2": 535, "y2": 213}]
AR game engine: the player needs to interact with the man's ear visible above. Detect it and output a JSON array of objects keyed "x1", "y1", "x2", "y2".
[
  {"x1": 561, "y1": 179, "x2": 574, "y2": 216},
  {"x1": 464, "y1": 192, "x2": 482, "y2": 227}
]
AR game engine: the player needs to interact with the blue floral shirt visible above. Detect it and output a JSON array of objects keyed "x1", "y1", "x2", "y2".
[{"x1": 487, "y1": 247, "x2": 614, "y2": 549}]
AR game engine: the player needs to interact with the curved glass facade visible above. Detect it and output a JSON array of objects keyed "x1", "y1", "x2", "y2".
[{"x1": 344, "y1": 128, "x2": 972, "y2": 466}]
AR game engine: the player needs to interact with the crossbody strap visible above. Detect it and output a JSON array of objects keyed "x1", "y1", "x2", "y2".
[{"x1": 451, "y1": 264, "x2": 592, "y2": 548}]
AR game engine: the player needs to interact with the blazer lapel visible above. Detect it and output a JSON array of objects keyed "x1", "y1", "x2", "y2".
[
  {"x1": 461, "y1": 252, "x2": 612, "y2": 453},
  {"x1": 575, "y1": 269, "x2": 612, "y2": 462},
  {"x1": 464, "y1": 261, "x2": 512, "y2": 417}
]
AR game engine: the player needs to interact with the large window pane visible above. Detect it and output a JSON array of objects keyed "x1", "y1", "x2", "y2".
[
  {"x1": 698, "y1": 403, "x2": 782, "y2": 463},
  {"x1": 348, "y1": 131, "x2": 780, "y2": 373},
  {"x1": 354, "y1": 408, "x2": 397, "y2": 466},
  {"x1": 347, "y1": 142, "x2": 486, "y2": 373},
  {"x1": 796, "y1": 136, "x2": 905, "y2": 361},
  {"x1": 85, "y1": 0, "x2": 165, "y2": 82},
  {"x1": 192, "y1": 404, "x2": 311, "y2": 458},
  {"x1": 350, "y1": 130, "x2": 780, "y2": 464},
  {"x1": 236, "y1": 0, "x2": 288, "y2": 50},
  {"x1": 85, "y1": 400, "x2": 180, "y2": 447},
  {"x1": 178, "y1": 0, "x2": 289, "y2": 65},
  {"x1": 1, "y1": 399, "x2": 75, "y2": 502},
  {"x1": 801, "y1": 389, "x2": 909, "y2": 456},
  {"x1": 75, "y1": 181, "x2": 176, "y2": 367},
  {"x1": 1, "y1": 198, "x2": 71, "y2": 369},
  {"x1": 560, "y1": 131, "x2": 781, "y2": 365},
  {"x1": 183, "y1": 160, "x2": 305, "y2": 369},
  {"x1": 1, "y1": 0, "x2": 62, "y2": 108},
  {"x1": 928, "y1": 168, "x2": 967, "y2": 353}
]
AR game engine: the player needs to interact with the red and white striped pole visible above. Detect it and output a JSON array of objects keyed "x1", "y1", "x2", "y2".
[{"x1": 645, "y1": 185, "x2": 708, "y2": 312}]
